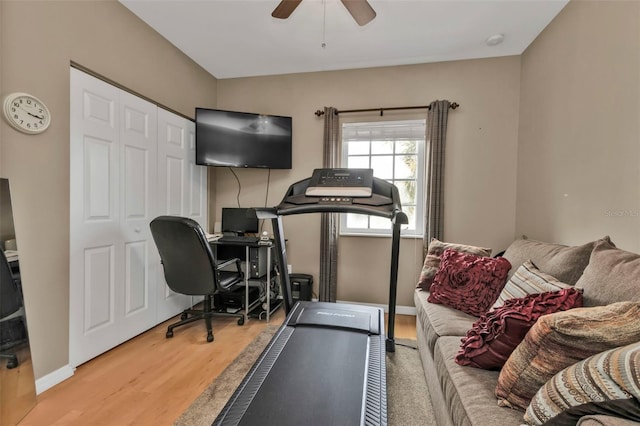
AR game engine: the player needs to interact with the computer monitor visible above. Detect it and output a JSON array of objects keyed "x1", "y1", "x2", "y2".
[{"x1": 221, "y1": 208, "x2": 259, "y2": 235}]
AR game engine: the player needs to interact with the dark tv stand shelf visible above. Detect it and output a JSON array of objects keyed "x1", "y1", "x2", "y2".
[{"x1": 255, "y1": 174, "x2": 408, "y2": 352}]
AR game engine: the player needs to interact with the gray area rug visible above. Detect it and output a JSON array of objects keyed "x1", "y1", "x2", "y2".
[{"x1": 174, "y1": 325, "x2": 436, "y2": 426}]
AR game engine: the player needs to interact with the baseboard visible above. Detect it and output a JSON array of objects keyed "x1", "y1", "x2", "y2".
[
  {"x1": 35, "y1": 364, "x2": 74, "y2": 395},
  {"x1": 334, "y1": 299, "x2": 416, "y2": 316}
]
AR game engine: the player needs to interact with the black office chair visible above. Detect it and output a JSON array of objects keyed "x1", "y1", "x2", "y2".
[
  {"x1": 0, "y1": 248, "x2": 27, "y2": 369},
  {"x1": 150, "y1": 216, "x2": 254, "y2": 342}
]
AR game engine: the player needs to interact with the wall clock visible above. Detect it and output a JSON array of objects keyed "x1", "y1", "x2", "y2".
[{"x1": 3, "y1": 92, "x2": 52, "y2": 134}]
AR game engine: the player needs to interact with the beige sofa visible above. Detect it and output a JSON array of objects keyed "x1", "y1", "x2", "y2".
[{"x1": 414, "y1": 237, "x2": 640, "y2": 426}]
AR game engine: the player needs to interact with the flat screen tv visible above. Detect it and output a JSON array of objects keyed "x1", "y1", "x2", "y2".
[{"x1": 195, "y1": 108, "x2": 292, "y2": 169}]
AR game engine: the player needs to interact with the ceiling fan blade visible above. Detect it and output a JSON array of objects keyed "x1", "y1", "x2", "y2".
[
  {"x1": 340, "y1": 0, "x2": 376, "y2": 26},
  {"x1": 272, "y1": 0, "x2": 303, "y2": 19}
]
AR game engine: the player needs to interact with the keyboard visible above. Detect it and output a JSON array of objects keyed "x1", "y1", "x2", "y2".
[{"x1": 218, "y1": 235, "x2": 260, "y2": 244}]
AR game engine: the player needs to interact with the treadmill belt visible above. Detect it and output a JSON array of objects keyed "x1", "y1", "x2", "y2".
[
  {"x1": 240, "y1": 327, "x2": 368, "y2": 425},
  {"x1": 214, "y1": 302, "x2": 387, "y2": 426}
]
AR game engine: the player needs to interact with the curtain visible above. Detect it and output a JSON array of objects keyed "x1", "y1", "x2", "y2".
[
  {"x1": 319, "y1": 107, "x2": 340, "y2": 302},
  {"x1": 424, "y1": 100, "x2": 451, "y2": 255}
]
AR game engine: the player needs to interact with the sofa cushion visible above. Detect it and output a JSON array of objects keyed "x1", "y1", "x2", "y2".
[
  {"x1": 501, "y1": 237, "x2": 607, "y2": 285},
  {"x1": 428, "y1": 249, "x2": 511, "y2": 317},
  {"x1": 418, "y1": 238, "x2": 492, "y2": 291},
  {"x1": 575, "y1": 239, "x2": 640, "y2": 306},
  {"x1": 414, "y1": 289, "x2": 477, "y2": 356},
  {"x1": 434, "y1": 336, "x2": 525, "y2": 426},
  {"x1": 496, "y1": 302, "x2": 640, "y2": 411},
  {"x1": 524, "y1": 342, "x2": 640, "y2": 426},
  {"x1": 455, "y1": 288, "x2": 583, "y2": 370},
  {"x1": 492, "y1": 260, "x2": 572, "y2": 309}
]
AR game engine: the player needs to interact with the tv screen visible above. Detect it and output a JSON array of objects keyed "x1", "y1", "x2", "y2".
[{"x1": 195, "y1": 108, "x2": 292, "y2": 169}]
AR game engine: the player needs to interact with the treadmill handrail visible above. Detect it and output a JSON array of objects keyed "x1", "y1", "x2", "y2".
[
  {"x1": 273, "y1": 177, "x2": 409, "y2": 224},
  {"x1": 254, "y1": 173, "x2": 406, "y2": 352}
]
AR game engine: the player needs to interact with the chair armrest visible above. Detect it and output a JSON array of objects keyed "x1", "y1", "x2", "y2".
[
  {"x1": 216, "y1": 257, "x2": 242, "y2": 270},
  {"x1": 216, "y1": 257, "x2": 244, "y2": 288}
]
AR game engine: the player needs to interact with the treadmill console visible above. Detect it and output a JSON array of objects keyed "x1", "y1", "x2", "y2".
[
  {"x1": 318, "y1": 196, "x2": 352, "y2": 205},
  {"x1": 305, "y1": 168, "x2": 373, "y2": 197}
]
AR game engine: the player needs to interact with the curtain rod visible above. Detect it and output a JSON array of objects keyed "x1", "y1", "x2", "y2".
[{"x1": 314, "y1": 102, "x2": 459, "y2": 117}]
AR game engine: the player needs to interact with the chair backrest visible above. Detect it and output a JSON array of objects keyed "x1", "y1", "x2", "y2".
[
  {"x1": 0, "y1": 249, "x2": 22, "y2": 318},
  {"x1": 150, "y1": 216, "x2": 219, "y2": 296}
]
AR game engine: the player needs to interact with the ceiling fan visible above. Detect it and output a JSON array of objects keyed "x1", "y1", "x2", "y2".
[{"x1": 272, "y1": 0, "x2": 377, "y2": 26}]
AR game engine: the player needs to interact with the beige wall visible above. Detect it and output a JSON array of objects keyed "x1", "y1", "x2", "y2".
[
  {"x1": 517, "y1": 0, "x2": 640, "y2": 252},
  {"x1": 216, "y1": 57, "x2": 522, "y2": 308},
  {"x1": 0, "y1": 1, "x2": 217, "y2": 379}
]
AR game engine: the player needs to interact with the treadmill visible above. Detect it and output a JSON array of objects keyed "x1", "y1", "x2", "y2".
[
  {"x1": 213, "y1": 169, "x2": 407, "y2": 426},
  {"x1": 213, "y1": 301, "x2": 386, "y2": 426}
]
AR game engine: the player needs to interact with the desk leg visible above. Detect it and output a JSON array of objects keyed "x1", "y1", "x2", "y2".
[
  {"x1": 266, "y1": 247, "x2": 271, "y2": 323},
  {"x1": 245, "y1": 245, "x2": 249, "y2": 322}
]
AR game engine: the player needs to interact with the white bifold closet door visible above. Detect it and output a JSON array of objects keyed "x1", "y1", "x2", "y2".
[
  {"x1": 69, "y1": 68, "x2": 207, "y2": 367},
  {"x1": 156, "y1": 108, "x2": 208, "y2": 320}
]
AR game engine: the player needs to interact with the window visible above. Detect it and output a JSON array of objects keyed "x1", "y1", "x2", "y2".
[{"x1": 341, "y1": 119, "x2": 426, "y2": 237}]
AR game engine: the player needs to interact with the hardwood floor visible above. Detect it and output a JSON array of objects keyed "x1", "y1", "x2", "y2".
[{"x1": 19, "y1": 309, "x2": 417, "y2": 425}]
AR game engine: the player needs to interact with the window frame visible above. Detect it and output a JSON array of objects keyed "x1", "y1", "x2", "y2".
[{"x1": 339, "y1": 118, "x2": 426, "y2": 238}]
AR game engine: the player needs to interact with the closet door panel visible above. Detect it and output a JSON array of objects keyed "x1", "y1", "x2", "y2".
[
  {"x1": 119, "y1": 91, "x2": 157, "y2": 334},
  {"x1": 83, "y1": 137, "x2": 116, "y2": 220},
  {"x1": 156, "y1": 109, "x2": 204, "y2": 321},
  {"x1": 164, "y1": 155, "x2": 185, "y2": 215},
  {"x1": 70, "y1": 68, "x2": 123, "y2": 367},
  {"x1": 83, "y1": 245, "x2": 116, "y2": 332},
  {"x1": 187, "y1": 129, "x2": 207, "y2": 220}
]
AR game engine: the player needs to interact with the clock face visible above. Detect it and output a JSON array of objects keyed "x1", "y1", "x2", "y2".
[{"x1": 3, "y1": 92, "x2": 51, "y2": 134}]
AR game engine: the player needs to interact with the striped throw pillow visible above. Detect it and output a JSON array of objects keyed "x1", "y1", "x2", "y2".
[
  {"x1": 524, "y1": 342, "x2": 640, "y2": 425},
  {"x1": 496, "y1": 302, "x2": 640, "y2": 411},
  {"x1": 492, "y1": 260, "x2": 572, "y2": 309}
]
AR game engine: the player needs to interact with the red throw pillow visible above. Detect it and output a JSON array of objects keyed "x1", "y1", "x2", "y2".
[
  {"x1": 455, "y1": 288, "x2": 583, "y2": 370},
  {"x1": 417, "y1": 239, "x2": 492, "y2": 292},
  {"x1": 427, "y1": 249, "x2": 511, "y2": 317}
]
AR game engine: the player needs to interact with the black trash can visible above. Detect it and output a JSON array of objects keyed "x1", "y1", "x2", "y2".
[{"x1": 289, "y1": 273, "x2": 313, "y2": 304}]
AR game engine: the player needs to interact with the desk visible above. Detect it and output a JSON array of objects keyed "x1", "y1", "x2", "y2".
[{"x1": 209, "y1": 238, "x2": 281, "y2": 322}]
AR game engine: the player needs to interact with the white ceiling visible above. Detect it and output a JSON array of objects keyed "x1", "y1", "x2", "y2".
[{"x1": 120, "y1": 0, "x2": 568, "y2": 79}]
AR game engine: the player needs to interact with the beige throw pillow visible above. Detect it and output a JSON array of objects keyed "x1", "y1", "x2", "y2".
[
  {"x1": 495, "y1": 302, "x2": 640, "y2": 411},
  {"x1": 575, "y1": 238, "x2": 640, "y2": 306},
  {"x1": 501, "y1": 237, "x2": 610, "y2": 285}
]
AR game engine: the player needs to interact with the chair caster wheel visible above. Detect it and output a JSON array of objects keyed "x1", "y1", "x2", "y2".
[
  {"x1": 6, "y1": 359, "x2": 17, "y2": 369},
  {"x1": 166, "y1": 330, "x2": 174, "y2": 338},
  {"x1": 237, "y1": 317, "x2": 245, "y2": 326},
  {"x1": 181, "y1": 313, "x2": 188, "y2": 320},
  {"x1": 207, "y1": 333, "x2": 214, "y2": 343}
]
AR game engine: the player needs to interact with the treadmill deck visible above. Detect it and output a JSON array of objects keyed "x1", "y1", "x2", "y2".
[{"x1": 213, "y1": 302, "x2": 387, "y2": 426}]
